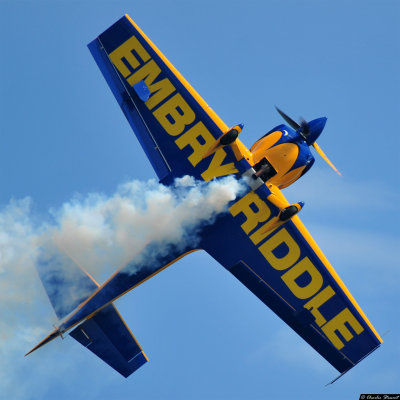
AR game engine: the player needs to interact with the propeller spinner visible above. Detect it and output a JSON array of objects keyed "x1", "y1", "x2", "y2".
[{"x1": 275, "y1": 107, "x2": 341, "y2": 176}]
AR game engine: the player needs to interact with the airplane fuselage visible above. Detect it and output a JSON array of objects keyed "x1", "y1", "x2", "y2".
[{"x1": 250, "y1": 125, "x2": 315, "y2": 189}]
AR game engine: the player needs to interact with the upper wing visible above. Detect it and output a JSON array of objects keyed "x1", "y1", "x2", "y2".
[
  {"x1": 88, "y1": 15, "x2": 238, "y2": 184},
  {"x1": 88, "y1": 15, "x2": 381, "y2": 377},
  {"x1": 200, "y1": 161, "x2": 382, "y2": 376}
]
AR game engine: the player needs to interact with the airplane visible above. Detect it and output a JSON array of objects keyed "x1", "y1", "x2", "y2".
[{"x1": 27, "y1": 14, "x2": 382, "y2": 382}]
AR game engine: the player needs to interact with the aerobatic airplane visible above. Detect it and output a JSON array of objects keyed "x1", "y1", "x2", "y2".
[{"x1": 27, "y1": 15, "x2": 382, "y2": 382}]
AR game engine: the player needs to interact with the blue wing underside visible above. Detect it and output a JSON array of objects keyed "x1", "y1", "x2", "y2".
[
  {"x1": 88, "y1": 15, "x2": 229, "y2": 184},
  {"x1": 200, "y1": 215, "x2": 379, "y2": 374},
  {"x1": 57, "y1": 176, "x2": 381, "y2": 376},
  {"x1": 60, "y1": 15, "x2": 381, "y2": 378},
  {"x1": 88, "y1": 36, "x2": 172, "y2": 181}
]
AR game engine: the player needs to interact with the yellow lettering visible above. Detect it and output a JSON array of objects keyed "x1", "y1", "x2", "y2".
[
  {"x1": 258, "y1": 228, "x2": 300, "y2": 270},
  {"x1": 201, "y1": 148, "x2": 238, "y2": 181},
  {"x1": 229, "y1": 192, "x2": 271, "y2": 234},
  {"x1": 281, "y1": 257, "x2": 323, "y2": 300},
  {"x1": 304, "y1": 285, "x2": 335, "y2": 326},
  {"x1": 153, "y1": 93, "x2": 196, "y2": 136},
  {"x1": 175, "y1": 122, "x2": 215, "y2": 167},
  {"x1": 321, "y1": 308, "x2": 364, "y2": 350},
  {"x1": 127, "y1": 59, "x2": 175, "y2": 110},
  {"x1": 250, "y1": 221, "x2": 275, "y2": 245},
  {"x1": 109, "y1": 36, "x2": 150, "y2": 78}
]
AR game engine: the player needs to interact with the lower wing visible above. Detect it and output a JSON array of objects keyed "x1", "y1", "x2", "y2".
[{"x1": 200, "y1": 178, "x2": 382, "y2": 376}]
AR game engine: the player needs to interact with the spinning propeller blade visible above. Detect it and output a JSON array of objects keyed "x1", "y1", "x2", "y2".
[
  {"x1": 275, "y1": 107, "x2": 301, "y2": 131},
  {"x1": 312, "y1": 142, "x2": 342, "y2": 176},
  {"x1": 275, "y1": 107, "x2": 341, "y2": 176}
]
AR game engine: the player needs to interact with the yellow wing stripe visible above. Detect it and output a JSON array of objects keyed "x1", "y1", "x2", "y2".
[
  {"x1": 125, "y1": 15, "x2": 228, "y2": 132},
  {"x1": 121, "y1": 15, "x2": 382, "y2": 343},
  {"x1": 125, "y1": 15, "x2": 251, "y2": 161},
  {"x1": 269, "y1": 186, "x2": 381, "y2": 341},
  {"x1": 291, "y1": 215, "x2": 383, "y2": 343}
]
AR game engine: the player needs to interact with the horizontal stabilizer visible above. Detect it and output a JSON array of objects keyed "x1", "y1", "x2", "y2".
[{"x1": 69, "y1": 304, "x2": 148, "y2": 377}]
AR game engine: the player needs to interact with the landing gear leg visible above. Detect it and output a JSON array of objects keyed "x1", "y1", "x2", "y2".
[
  {"x1": 278, "y1": 204, "x2": 304, "y2": 221},
  {"x1": 266, "y1": 189, "x2": 304, "y2": 222},
  {"x1": 261, "y1": 191, "x2": 304, "y2": 234}
]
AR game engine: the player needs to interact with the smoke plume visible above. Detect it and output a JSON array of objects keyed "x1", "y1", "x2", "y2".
[
  {"x1": 0, "y1": 175, "x2": 245, "y2": 397},
  {"x1": 0, "y1": 175, "x2": 244, "y2": 339}
]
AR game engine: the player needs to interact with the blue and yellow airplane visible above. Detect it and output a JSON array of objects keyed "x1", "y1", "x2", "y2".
[{"x1": 27, "y1": 15, "x2": 382, "y2": 382}]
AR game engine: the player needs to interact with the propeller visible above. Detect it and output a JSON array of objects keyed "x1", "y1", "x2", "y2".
[
  {"x1": 275, "y1": 107, "x2": 341, "y2": 176},
  {"x1": 312, "y1": 142, "x2": 342, "y2": 176},
  {"x1": 275, "y1": 107, "x2": 301, "y2": 131}
]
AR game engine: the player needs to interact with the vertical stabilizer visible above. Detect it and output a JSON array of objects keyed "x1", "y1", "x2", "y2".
[{"x1": 36, "y1": 246, "x2": 98, "y2": 319}]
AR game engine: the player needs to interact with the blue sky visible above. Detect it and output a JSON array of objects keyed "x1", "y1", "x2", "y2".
[{"x1": 1, "y1": 1, "x2": 399, "y2": 399}]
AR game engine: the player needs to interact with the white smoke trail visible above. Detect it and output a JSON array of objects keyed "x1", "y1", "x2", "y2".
[
  {"x1": 0, "y1": 198, "x2": 45, "y2": 340},
  {"x1": 49, "y1": 175, "x2": 245, "y2": 280},
  {"x1": 0, "y1": 175, "x2": 245, "y2": 340},
  {"x1": 0, "y1": 175, "x2": 245, "y2": 398}
]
